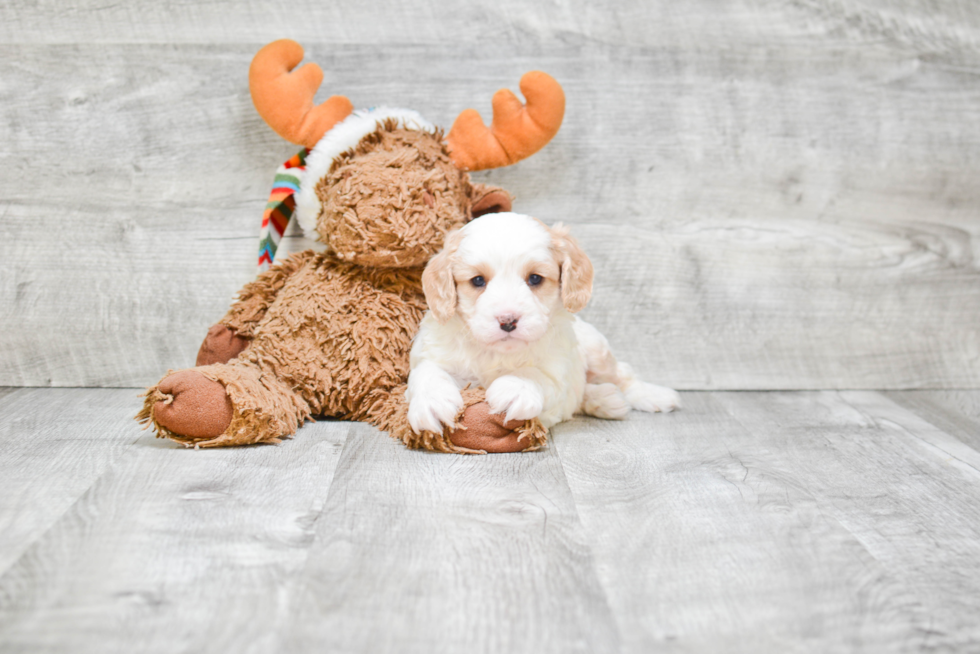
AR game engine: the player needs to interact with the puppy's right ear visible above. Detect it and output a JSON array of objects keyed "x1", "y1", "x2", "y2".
[
  {"x1": 551, "y1": 223, "x2": 594, "y2": 313},
  {"x1": 422, "y1": 230, "x2": 464, "y2": 322}
]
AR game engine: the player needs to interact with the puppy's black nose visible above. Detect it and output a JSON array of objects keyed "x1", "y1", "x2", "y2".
[{"x1": 497, "y1": 314, "x2": 519, "y2": 332}]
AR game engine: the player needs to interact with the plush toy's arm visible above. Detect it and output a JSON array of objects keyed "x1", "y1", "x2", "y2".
[
  {"x1": 195, "y1": 251, "x2": 316, "y2": 366},
  {"x1": 220, "y1": 250, "x2": 316, "y2": 337}
]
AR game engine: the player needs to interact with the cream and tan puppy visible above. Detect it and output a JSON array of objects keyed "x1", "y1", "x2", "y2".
[{"x1": 407, "y1": 212, "x2": 679, "y2": 435}]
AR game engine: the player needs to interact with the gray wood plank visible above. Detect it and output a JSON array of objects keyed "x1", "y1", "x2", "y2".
[
  {"x1": 915, "y1": 390, "x2": 980, "y2": 424},
  {"x1": 0, "y1": 414, "x2": 350, "y2": 654},
  {"x1": 281, "y1": 422, "x2": 619, "y2": 654},
  {"x1": 554, "y1": 391, "x2": 980, "y2": 653},
  {"x1": 573, "y1": 217, "x2": 980, "y2": 390},
  {"x1": 2, "y1": 0, "x2": 979, "y2": 53},
  {"x1": 885, "y1": 390, "x2": 980, "y2": 453},
  {"x1": 2, "y1": 39, "x2": 979, "y2": 389},
  {"x1": 1, "y1": 202, "x2": 259, "y2": 387},
  {"x1": 0, "y1": 388, "x2": 141, "y2": 575},
  {"x1": 722, "y1": 391, "x2": 980, "y2": 651}
]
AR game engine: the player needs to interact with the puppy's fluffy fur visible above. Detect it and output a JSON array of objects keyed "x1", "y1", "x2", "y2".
[{"x1": 407, "y1": 212, "x2": 679, "y2": 435}]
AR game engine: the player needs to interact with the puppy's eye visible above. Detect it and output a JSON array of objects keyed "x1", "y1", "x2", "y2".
[
  {"x1": 470, "y1": 276, "x2": 486, "y2": 288},
  {"x1": 527, "y1": 274, "x2": 543, "y2": 287}
]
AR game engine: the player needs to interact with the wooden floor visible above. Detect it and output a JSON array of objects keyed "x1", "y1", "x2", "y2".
[{"x1": 1, "y1": 388, "x2": 978, "y2": 653}]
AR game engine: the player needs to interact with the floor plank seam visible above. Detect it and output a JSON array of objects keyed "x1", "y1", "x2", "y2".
[
  {"x1": 0, "y1": 431, "x2": 144, "y2": 583},
  {"x1": 549, "y1": 429, "x2": 626, "y2": 650}
]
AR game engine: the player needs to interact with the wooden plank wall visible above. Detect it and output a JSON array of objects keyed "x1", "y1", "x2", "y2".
[{"x1": 1, "y1": 0, "x2": 978, "y2": 389}]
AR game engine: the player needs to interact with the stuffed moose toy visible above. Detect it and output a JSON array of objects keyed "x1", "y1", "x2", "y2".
[{"x1": 138, "y1": 39, "x2": 565, "y2": 453}]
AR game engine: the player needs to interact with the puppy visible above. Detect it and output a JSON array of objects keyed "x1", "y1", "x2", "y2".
[{"x1": 406, "y1": 212, "x2": 679, "y2": 435}]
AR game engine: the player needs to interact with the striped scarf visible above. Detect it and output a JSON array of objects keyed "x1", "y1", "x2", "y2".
[{"x1": 257, "y1": 148, "x2": 308, "y2": 272}]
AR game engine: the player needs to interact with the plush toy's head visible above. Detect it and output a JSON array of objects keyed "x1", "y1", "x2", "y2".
[
  {"x1": 295, "y1": 110, "x2": 510, "y2": 268},
  {"x1": 249, "y1": 40, "x2": 565, "y2": 269}
]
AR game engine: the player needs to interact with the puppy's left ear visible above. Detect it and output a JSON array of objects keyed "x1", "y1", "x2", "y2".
[
  {"x1": 422, "y1": 230, "x2": 465, "y2": 322},
  {"x1": 551, "y1": 223, "x2": 594, "y2": 313}
]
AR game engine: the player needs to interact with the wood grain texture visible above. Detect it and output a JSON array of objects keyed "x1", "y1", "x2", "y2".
[
  {"x1": 718, "y1": 391, "x2": 980, "y2": 652},
  {"x1": 282, "y1": 422, "x2": 619, "y2": 654},
  {"x1": 2, "y1": 1, "x2": 980, "y2": 389},
  {"x1": 0, "y1": 388, "x2": 140, "y2": 576},
  {"x1": 555, "y1": 391, "x2": 980, "y2": 652},
  {"x1": 2, "y1": 0, "x2": 979, "y2": 52},
  {"x1": 885, "y1": 390, "x2": 980, "y2": 453},
  {"x1": 4, "y1": 388, "x2": 980, "y2": 651},
  {"x1": 0, "y1": 413, "x2": 350, "y2": 654}
]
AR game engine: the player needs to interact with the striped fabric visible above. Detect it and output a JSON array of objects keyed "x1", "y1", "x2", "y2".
[{"x1": 258, "y1": 148, "x2": 308, "y2": 272}]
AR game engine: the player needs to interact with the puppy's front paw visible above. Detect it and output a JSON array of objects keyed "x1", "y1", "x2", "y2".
[
  {"x1": 486, "y1": 376, "x2": 544, "y2": 422},
  {"x1": 626, "y1": 382, "x2": 680, "y2": 413},
  {"x1": 408, "y1": 387, "x2": 464, "y2": 434}
]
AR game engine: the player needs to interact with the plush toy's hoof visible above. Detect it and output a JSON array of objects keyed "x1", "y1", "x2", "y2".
[
  {"x1": 450, "y1": 401, "x2": 531, "y2": 453},
  {"x1": 196, "y1": 324, "x2": 250, "y2": 366},
  {"x1": 153, "y1": 370, "x2": 234, "y2": 438}
]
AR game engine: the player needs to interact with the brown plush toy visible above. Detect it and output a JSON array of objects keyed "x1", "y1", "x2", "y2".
[{"x1": 137, "y1": 39, "x2": 565, "y2": 454}]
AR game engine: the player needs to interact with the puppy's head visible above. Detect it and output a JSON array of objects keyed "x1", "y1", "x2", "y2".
[{"x1": 422, "y1": 213, "x2": 593, "y2": 353}]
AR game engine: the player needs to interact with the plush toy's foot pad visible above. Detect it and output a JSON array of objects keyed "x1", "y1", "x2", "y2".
[
  {"x1": 138, "y1": 363, "x2": 309, "y2": 448},
  {"x1": 196, "y1": 324, "x2": 250, "y2": 366},
  {"x1": 379, "y1": 385, "x2": 548, "y2": 454},
  {"x1": 449, "y1": 402, "x2": 533, "y2": 453},
  {"x1": 150, "y1": 370, "x2": 233, "y2": 439}
]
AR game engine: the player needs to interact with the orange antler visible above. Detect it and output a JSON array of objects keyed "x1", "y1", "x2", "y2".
[
  {"x1": 248, "y1": 40, "x2": 354, "y2": 149},
  {"x1": 447, "y1": 71, "x2": 565, "y2": 172}
]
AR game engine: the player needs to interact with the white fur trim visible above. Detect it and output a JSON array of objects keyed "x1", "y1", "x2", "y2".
[{"x1": 294, "y1": 107, "x2": 436, "y2": 241}]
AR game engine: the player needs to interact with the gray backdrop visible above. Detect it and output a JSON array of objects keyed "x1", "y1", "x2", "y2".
[{"x1": 2, "y1": 0, "x2": 978, "y2": 390}]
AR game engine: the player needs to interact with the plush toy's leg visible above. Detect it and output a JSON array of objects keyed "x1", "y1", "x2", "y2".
[
  {"x1": 136, "y1": 362, "x2": 311, "y2": 448},
  {"x1": 375, "y1": 385, "x2": 548, "y2": 454},
  {"x1": 195, "y1": 324, "x2": 250, "y2": 366},
  {"x1": 191, "y1": 251, "x2": 318, "y2": 368}
]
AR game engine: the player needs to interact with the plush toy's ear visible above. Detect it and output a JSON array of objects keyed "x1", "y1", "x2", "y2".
[
  {"x1": 422, "y1": 230, "x2": 465, "y2": 322},
  {"x1": 469, "y1": 184, "x2": 513, "y2": 219},
  {"x1": 550, "y1": 223, "x2": 594, "y2": 313}
]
